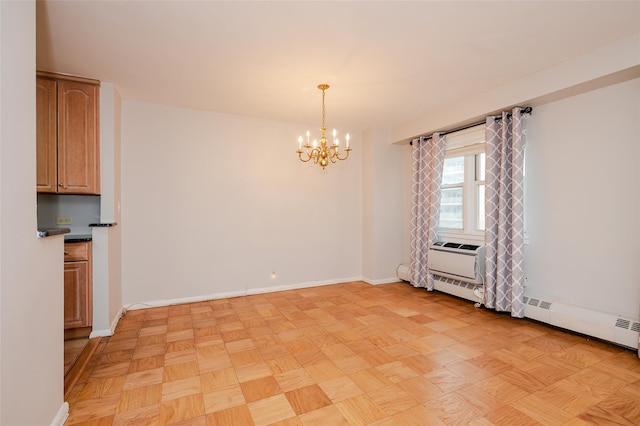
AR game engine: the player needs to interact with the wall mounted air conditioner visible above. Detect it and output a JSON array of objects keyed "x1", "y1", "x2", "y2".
[{"x1": 427, "y1": 242, "x2": 485, "y2": 284}]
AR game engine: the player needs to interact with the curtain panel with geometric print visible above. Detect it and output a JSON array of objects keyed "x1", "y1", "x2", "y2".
[
  {"x1": 484, "y1": 107, "x2": 529, "y2": 317},
  {"x1": 410, "y1": 133, "x2": 446, "y2": 290}
]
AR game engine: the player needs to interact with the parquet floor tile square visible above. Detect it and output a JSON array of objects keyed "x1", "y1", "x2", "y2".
[
  {"x1": 297, "y1": 404, "x2": 350, "y2": 425},
  {"x1": 65, "y1": 281, "x2": 640, "y2": 425},
  {"x1": 205, "y1": 404, "x2": 254, "y2": 425},
  {"x1": 246, "y1": 394, "x2": 296, "y2": 426},
  {"x1": 202, "y1": 384, "x2": 245, "y2": 414},
  {"x1": 239, "y1": 376, "x2": 282, "y2": 402},
  {"x1": 200, "y1": 368, "x2": 238, "y2": 392},
  {"x1": 318, "y1": 375, "x2": 364, "y2": 403},
  {"x1": 159, "y1": 393, "x2": 205, "y2": 424},
  {"x1": 284, "y1": 384, "x2": 332, "y2": 415},
  {"x1": 161, "y1": 376, "x2": 202, "y2": 402}
]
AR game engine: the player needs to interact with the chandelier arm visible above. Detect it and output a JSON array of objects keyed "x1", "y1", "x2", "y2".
[
  {"x1": 327, "y1": 146, "x2": 337, "y2": 163},
  {"x1": 297, "y1": 151, "x2": 313, "y2": 163},
  {"x1": 335, "y1": 148, "x2": 351, "y2": 161},
  {"x1": 310, "y1": 148, "x2": 320, "y2": 164}
]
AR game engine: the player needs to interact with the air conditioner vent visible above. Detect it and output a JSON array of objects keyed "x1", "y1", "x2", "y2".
[
  {"x1": 615, "y1": 318, "x2": 631, "y2": 329},
  {"x1": 459, "y1": 244, "x2": 481, "y2": 251},
  {"x1": 528, "y1": 298, "x2": 540, "y2": 307},
  {"x1": 631, "y1": 322, "x2": 640, "y2": 333},
  {"x1": 523, "y1": 297, "x2": 529, "y2": 304},
  {"x1": 539, "y1": 301, "x2": 552, "y2": 310}
]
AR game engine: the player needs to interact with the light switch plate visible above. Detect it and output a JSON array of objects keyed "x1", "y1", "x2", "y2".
[{"x1": 56, "y1": 216, "x2": 72, "y2": 225}]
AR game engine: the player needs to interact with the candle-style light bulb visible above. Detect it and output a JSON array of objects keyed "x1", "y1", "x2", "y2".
[
  {"x1": 313, "y1": 139, "x2": 318, "y2": 148},
  {"x1": 346, "y1": 133, "x2": 350, "y2": 149},
  {"x1": 298, "y1": 136, "x2": 303, "y2": 151},
  {"x1": 306, "y1": 130, "x2": 310, "y2": 146}
]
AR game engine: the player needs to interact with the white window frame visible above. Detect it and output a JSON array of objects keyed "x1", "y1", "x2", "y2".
[{"x1": 438, "y1": 126, "x2": 486, "y2": 245}]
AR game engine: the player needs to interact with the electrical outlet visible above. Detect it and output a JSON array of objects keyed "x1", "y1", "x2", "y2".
[{"x1": 56, "y1": 216, "x2": 72, "y2": 225}]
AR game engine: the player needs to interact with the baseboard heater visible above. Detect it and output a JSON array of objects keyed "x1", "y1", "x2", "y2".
[
  {"x1": 523, "y1": 296, "x2": 640, "y2": 351},
  {"x1": 399, "y1": 242, "x2": 639, "y2": 352}
]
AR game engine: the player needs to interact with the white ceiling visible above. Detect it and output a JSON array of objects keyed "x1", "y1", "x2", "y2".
[{"x1": 36, "y1": 1, "x2": 640, "y2": 132}]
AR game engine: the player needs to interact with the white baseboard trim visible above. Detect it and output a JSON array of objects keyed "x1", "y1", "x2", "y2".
[
  {"x1": 50, "y1": 402, "x2": 68, "y2": 426},
  {"x1": 89, "y1": 306, "x2": 124, "y2": 338},
  {"x1": 90, "y1": 328, "x2": 111, "y2": 338},
  {"x1": 362, "y1": 277, "x2": 403, "y2": 285},
  {"x1": 123, "y1": 278, "x2": 366, "y2": 311}
]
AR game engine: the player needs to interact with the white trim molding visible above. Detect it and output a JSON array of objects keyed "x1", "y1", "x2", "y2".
[
  {"x1": 50, "y1": 403, "x2": 69, "y2": 426},
  {"x1": 362, "y1": 277, "x2": 403, "y2": 285},
  {"x1": 123, "y1": 278, "x2": 367, "y2": 311},
  {"x1": 89, "y1": 306, "x2": 125, "y2": 338}
]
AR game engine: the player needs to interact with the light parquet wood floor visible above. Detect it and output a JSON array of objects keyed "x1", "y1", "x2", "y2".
[{"x1": 65, "y1": 281, "x2": 640, "y2": 425}]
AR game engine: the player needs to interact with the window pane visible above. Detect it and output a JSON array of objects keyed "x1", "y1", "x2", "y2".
[
  {"x1": 476, "y1": 153, "x2": 485, "y2": 181},
  {"x1": 442, "y1": 157, "x2": 464, "y2": 185},
  {"x1": 440, "y1": 187, "x2": 463, "y2": 229},
  {"x1": 477, "y1": 184, "x2": 485, "y2": 230}
]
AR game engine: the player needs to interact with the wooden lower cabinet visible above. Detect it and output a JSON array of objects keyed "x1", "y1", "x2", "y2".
[{"x1": 64, "y1": 241, "x2": 92, "y2": 336}]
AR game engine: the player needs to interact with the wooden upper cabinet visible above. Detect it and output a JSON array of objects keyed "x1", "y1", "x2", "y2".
[
  {"x1": 57, "y1": 81, "x2": 99, "y2": 194},
  {"x1": 36, "y1": 73, "x2": 100, "y2": 195},
  {"x1": 36, "y1": 78, "x2": 57, "y2": 192}
]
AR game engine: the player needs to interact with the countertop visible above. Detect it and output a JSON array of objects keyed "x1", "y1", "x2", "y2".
[
  {"x1": 65, "y1": 234, "x2": 92, "y2": 243},
  {"x1": 37, "y1": 227, "x2": 70, "y2": 238},
  {"x1": 37, "y1": 222, "x2": 116, "y2": 239}
]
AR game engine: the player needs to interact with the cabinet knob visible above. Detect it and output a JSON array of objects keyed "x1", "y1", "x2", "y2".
[
  {"x1": 64, "y1": 251, "x2": 69, "y2": 255},
  {"x1": 58, "y1": 183, "x2": 63, "y2": 187}
]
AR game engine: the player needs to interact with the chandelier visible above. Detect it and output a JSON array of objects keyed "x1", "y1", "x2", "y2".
[{"x1": 296, "y1": 84, "x2": 351, "y2": 169}]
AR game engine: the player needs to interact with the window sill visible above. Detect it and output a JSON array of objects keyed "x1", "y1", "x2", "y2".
[{"x1": 436, "y1": 231, "x2": 530, "y2": 246}]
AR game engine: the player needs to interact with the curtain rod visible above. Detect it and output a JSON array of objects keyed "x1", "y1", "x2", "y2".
[{"x1": 409, "y1": 106, "x2": 532, "y2": 145}]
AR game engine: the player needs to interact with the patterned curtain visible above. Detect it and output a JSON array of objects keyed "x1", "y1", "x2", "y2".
[
  {"x1": 410, "y1": 133, "x2": 446, "y2": 290},
  {"x1": 484, "y1": 107, "x2": 528, "y2": 317}
]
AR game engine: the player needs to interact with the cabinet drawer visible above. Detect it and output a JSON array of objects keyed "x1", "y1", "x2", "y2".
[{"x1": 64, "y1": 242, "x2": 90, "y2": 261}]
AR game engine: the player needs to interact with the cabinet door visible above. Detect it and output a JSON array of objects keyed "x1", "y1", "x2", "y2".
[
  {"x1": 64, "y1": 261, "x2": 91, "y2": 329},
  {"x1": 57, "y1": 81, "x2": 100, "y2": 194},
  {"x1": 36, "y1": 78, "x2": 57, "y2": 193}
]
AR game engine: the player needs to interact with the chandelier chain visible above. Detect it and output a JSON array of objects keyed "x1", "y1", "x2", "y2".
[{"x1": 322, "y1": 87, "x2": 326, "y2": 130}]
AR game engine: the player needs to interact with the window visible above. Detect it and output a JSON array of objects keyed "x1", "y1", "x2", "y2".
[
  {"x1": 439, "y1": 127, "x2": 485, "y2": 239},
  {"x1": 440, "y1": 157, "x2": 464, "y2": 229}
]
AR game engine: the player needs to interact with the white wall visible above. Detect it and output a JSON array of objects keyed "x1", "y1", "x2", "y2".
[
  {"x1": 362, "y1": 128, "x2": 406, "y2": 283},
  {"x1": 392, "y1": 33, "x2": 640, "y2": 143},
  {"x1": 108, "y1": 85, "x2": 123, "y2": 329},
  {"x1": 1, "y1": 1, "x2": 65, "y2": 424},
  {"x1": 524, "y1": 78, "x2": 640, "y2": 318},
  {"x1": 92, "y1": 83, "x2": 123, "y2": 336},
  {"x1": 121, "y1": 101, "x2": 362, "y2": 306}
]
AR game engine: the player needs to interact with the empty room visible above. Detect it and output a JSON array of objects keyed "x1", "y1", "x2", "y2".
[{"x1": 1, "y1": 1, "x2": 639, "y2": 425}]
